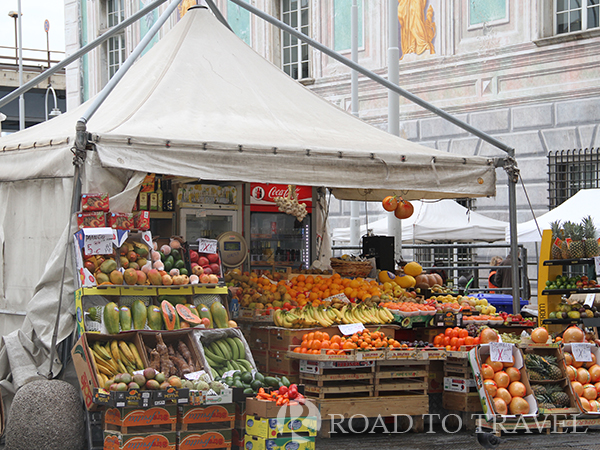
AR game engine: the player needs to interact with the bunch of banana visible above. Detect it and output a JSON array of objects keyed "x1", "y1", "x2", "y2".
[
  {"x1": 342, "y1": 304, "x2": 394, "y2": 325},
  {"x1": 202, "y1": 336, "x2": 254, "y2": 378},
  {"x1": 89, "y1": 340, "x2": 144, "y2": 386}
]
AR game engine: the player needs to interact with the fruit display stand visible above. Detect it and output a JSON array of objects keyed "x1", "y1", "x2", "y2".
[{"x1": 538, "y1": 229, "x2": 600, "y2": 335}]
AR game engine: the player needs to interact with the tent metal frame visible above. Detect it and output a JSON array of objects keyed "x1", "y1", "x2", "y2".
[{"x1": 0, "y1": 0, "x2": 524, "y2": 379}]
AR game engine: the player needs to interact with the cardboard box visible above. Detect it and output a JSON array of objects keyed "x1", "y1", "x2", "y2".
[
  {"x1": 104, "y1": 405, "x2": 177, "y2": 428},
  {"x1": 137, "y1": 329, "x2": 202, "y2": 373},
  {"x1": 109, "y1": 212, "x2": 135, "y2": 230},
  {"x1": 81, "y1": 193, "x2": 110, "y2": 212},
  {"x1": 269, "y1": 328, "x2": 310, "y2": 352},
  {"x1": 443, "y1": 376, "x2": 476, "y2": 393},
  {"x1": 232, "y1": 427, "x2": 245, "y2": 447},
  {"x1": 77, "y1": 211, "x2": 107, "y2": 229},
  {"x1": 178, "y1": 429, "x2": 232, "y2": 450},
  {"x1": 133, "y1": 210, "x2": 150, "y2": 231},
  {"x1": 103, "y1": 430, "x2": 176, "y2": 450},
  {"x1": 179, "y1": 403, "x2": 235, "y2": 425},
  {"x1": 469, "y1": 344, "x2": 538, "y2": 421},
  {"x1": 244, "y1": 398, "x2": 315, "y2": 419},
  {"x1": 73, "y1": 227, "x2": 122, "y2": 288},
  {"x1": 267, "y1": 350, "x2": 299, "y2": 376},
  {"x1": 245, "y1": 415, "x2": 317, "y2": 438},
  {"x1": 244, "y1": 435, "x2": 316, "y2": 450},
  {"x1": 563, "y1": 343, "x2": 600, "y2": 416},
  {"x1": 71, "y1": 332, "x2": 145, "y2": 410}
]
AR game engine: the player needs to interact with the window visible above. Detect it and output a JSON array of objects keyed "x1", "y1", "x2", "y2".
[
  {"x1": 281, "y1": 0, "x2": 309, "y2": 80},
  {"x1": 556, "y1": 0, "x2": 600, "y2": 35},
  {"x1": 228, "y1": 0, "x2": 251, "y2": 46},
  {"x1": 107, "y1": 0, "x2": 126, "y2": 79},
  {"x1": 548, "y1": 149, "x2": 600, "y2": 208},
  {"x1": 468, "y1": 0, "x2": 508, "y2": 27},
  {"x1": 333, "y1": 0, "x2": 364, "y2": 52}
]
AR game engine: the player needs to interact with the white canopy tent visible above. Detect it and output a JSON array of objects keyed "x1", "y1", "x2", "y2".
[
  {"x1": 332, "y1": 200, "x2": 509, "y2": 243},
  {"x1": 507, "y1": 189, "x2": 600, "y2": 242},
  {"x1": 0, "y1": 6, "x2": 497, "y2": 400}
]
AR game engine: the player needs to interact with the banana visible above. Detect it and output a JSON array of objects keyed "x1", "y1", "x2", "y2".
[
  {"x1": 380, "y1": 307, "x2": 393, "y2": 323},
  {"x1": 234, "y1": 338, "x2": 246, "y2": 360},
  {"x1": 313, "y1": 308, "x2": 329, "y2": 327},
  {"x1": 209, "y1": 341, "x2": 225, "y2": 359},
  {"x1": 216, "y1": 340, "x2": 232, "y2": 359},
  {"x1": 331, "y1": 307, "x2": 343, "y2": 322},
  {"x1": 226, "y1": 338, "x2": 240, "y2": 360},
  {"x1": 273, "y1": 310, "x2": 283, "y2": 327},
  {"x1": 383, "y1": 307, "x2": 395, "y2": 322},
  {"x1": 236, "y1": 359, "x2": 253, "y2": 372},
  {"x1": 93, "y1": 349, "x2": 119, "y2": 373},
  {"x1": 326, "y1": 309, "x2": 337, "y2": 320},
  {"x1": 118, "y1": 341, "x2": 135, "y2": 364},
  {"x1": 128, "y1": 342, "x2": 144, "y2": 370},
  {"x1": 93, "y1": 342, "x2": 112, "y2": 361},
  {"x1": 117, "y1": 359, "x2": 128, "y2": 374},
  {"x1": 352, "y1": 307, "x2": 367, "y2": 324},
  {"x1": 110, "y1": 340, "x2": 122, "y2": 364}
]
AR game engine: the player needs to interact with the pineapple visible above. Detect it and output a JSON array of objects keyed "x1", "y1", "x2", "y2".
[
  {"x1": 569, "y1": 223, "x2": 585, "y2": 259},
  {"x1": 546, "y1": 384, "x2": 570, "y2": 408},
  {"x1": 525, "y1": 354, "x2": 548, "y2": 379},
  {"x1": 561, "y1": 222, "x2": 572, "y2": 259},
  {"x1": 531, "y1": 384, "x2": 548, "y2": 397},
  {"x1": 583, "y1": 216, "x2": 600, "y2": 258},
  {"x1": 550, "y1": 220, "x2": 564, "y2": 260}
]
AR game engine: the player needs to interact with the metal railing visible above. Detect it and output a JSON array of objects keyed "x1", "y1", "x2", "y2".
[
  {"x1": 0, "y1": 45, "x2": 65, "y2": 67},
  {"x1": 548, "y1": 148, "x2": 600, "y2": 209},
  {"x1": 332, "y1": 242, "x2": 532, "y2": 302}
]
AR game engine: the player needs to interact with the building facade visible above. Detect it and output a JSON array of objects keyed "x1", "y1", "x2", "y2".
[{"x1": 65, "y1": 0, "x2": 600, "y2": 288}]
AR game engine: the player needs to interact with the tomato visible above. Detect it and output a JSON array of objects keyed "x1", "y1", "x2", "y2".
[
  {"x1": 433, "y1": 335, "x2": 443, "y2": 346},
  {"x1": 451, "y1": 329, "x2": 460, "y2": 339},
  {"x1": 443, "y1": 336, "x2": 451, "y2": 346},
  {"x1": 450, "y1": 337, "x2": 459, "y2": 347},
  {"x1": 457, "y1": 338, "x2": 466, "y2": 347},
  {"x1": 445, "y1": 328, "x2": 453, "y2": 337},
  {"x1": 279, "y1": 386, "x2": 288, "y2": 395},
  {"x1": 459, "y1": 329, "x2": 469, "y2": 339}
]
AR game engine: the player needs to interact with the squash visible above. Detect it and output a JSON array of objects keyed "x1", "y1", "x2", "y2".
[{"x1": 415, "y1": 273, "x2": 444, "y2": 289}]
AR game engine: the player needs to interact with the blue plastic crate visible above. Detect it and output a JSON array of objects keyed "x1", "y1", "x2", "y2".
[{"x1": 473, "y1": 293, "x2": 526, "y2": 314}]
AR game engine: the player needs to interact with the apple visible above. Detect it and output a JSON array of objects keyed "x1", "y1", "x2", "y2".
[
  {"x1": 192, "y1": 265, "x2": 204, "y2": 276},
  {"x1": 198, "y1": 256, "x2": 209, "y2": 266}
]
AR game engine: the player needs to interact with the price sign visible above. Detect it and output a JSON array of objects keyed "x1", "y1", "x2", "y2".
[
  {"x1": 324, "y1": 293, "x2": 351, "y2": 303},
  {"x1": 197, "y1": 238, "x2": 218, "y2": 254},
  {"x1": 595, "y1": 257, "x2": 600, "y2": 278},
  {"x1": 585, "y1": 293, "x2": 596, "y2": 308},
  {"x1": 84, "y1": 231, "x2": 114, "y2": 256},
  {"x1": 261, "y1": 275, "x2": 276, "y2": 285},
  {"x1": 571, "y1": 343, "x2": 593, "y2": 362},
  {"x1": 339, "y1": 323, "x2": 365, "y2": 335},
  {"x1": 489, "y1": 342, "x2": 514, "y2": 363}
]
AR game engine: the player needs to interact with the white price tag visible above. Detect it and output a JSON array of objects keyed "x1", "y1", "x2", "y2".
[
  {"x1": 571, "y1": 343, "x2": 593, "y2": 362},
  {"x1": 83, "y1": 229, "x2": 114, "y2": 256},
  {"x1": 338, "y1": 323, "x2": 365, "y2": 335},
  {"x1": 489, "y1": 342, "x2": 514, "y2": 363},
  {"x1": 324, "y1": 293, "x2": 351, "y2": 304},
  {"x1": 185, "y1": 370, "x2": 210, "y2": 381},
  {"x1": 221, "y1": 370, "x2": 239, "y2": 378},
  {"x1": 595, "y1": 257, "x2": 600, "y2": 278},
  {"x1": 585, "y1": 293, "x2": 596, "y2": 307},
  {"x1": 195, "y1": 210, "x2": 207, "y2": 218},
  {"x1": 261, "y1": 275, "x2": 277, "y2": 285},
  {"x1": 197, "y1": 238, "x2": 218, "y2": 254}
]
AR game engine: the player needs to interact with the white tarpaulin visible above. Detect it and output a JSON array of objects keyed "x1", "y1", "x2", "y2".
[
  {"x1": 332, "y1": 200, "x2": 508, "y2": 243},
  {"x1": 0, "y1": 6, "x2": 497, "y2": 405},
  {"x1": 507, "y1": 189, "x2": 600, "y2": 242}
]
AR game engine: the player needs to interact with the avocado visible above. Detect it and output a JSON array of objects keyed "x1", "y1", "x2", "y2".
[
  {"x1": 175, "y1": 259, "x2": 185, "y2": 269},
  {"x1": 243, "y1": 388, "x2": 254, "y2": 395},
  {"x1": 251, "y1": 380, "x2": 263, "y2": 391},
  {"x1": 171, "y1": 249, "x2": 180, "y2": 260},
  {"x1": 241, "y1": 372, "x2": 253, "y2": 384}
]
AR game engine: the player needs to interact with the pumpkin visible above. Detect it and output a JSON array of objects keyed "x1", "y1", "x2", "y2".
[{"x1": 414, "y1": 273, "x2": 443, "y2": 289}]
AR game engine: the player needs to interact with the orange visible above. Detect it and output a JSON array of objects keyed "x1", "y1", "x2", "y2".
[
  {"x1": 294, "y1": 347, "x2": 302, "y2": 353},
  {"x1": 330, "y1": 342, "x2": 340, "y2": 350},
  {"x1": 321, "y1": 332, "x2": 330, "y2": 341},
  {"x1": 301, "y1": 341, "x2": 309, "y2": 349},
  {"x1": 306, "y1": 340, "x2": 314, "y2": 349},
  {"x1": 361, "y1": 342, "x2": 369, "y2": 349},
  {"x1": 314, "y1": 331, "x2": 323, "y2": 341},
  {"x1": 321, "y1": 340, "x2": 331, "y2": 349},
  {"x1": 343, "y1": 341, "x2": 355, "y2": 350},
  {"x1": 300, "y1": 348, "x2": 308, "y2": 353},
  {"x1": 326, "y1": 349, "x2": 336, "y2": 355},
  {"x1": 331, "y1": 335, "x2": 341, "y2": 345},
  {"x1": 311, "y1": 340, "x2": 322, "y2": 350},
  {"x1": 307, "y1": 332, "x2": 315, "y2": 341},
  {"x1": 302, "y1": 333, "x2": 309, "y2": 341}
]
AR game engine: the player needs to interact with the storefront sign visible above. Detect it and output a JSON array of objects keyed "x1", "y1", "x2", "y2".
[{"x1": 250, "y1": 183, "x2": 312, "y2": 207}]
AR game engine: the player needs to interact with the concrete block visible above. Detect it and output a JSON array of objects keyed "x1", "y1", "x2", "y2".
[
  {"x1": 542, "y1": 127, "x2": 579, "y2": 151},
  {"x1": 449, "y1": 137, "x2": 479, "y2": 156},
  {"x1": 399, "y1": 120, "x2": 419, "y2": 140},
  {"x1": 420, "y1": 114, "x2": 470, "y2": 139},
  {"x1": 513, "y1": 104, "x2": 553, "y2": 130},
  {"x1": 557, "y1": 97, "x2": 600, "y2": 126},
  {"x1": 470, "y1": 109, "x2": 510, "y2": 133}
]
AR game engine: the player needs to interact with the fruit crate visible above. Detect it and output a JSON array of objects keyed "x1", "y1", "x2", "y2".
[
  {"x1": 442, "y1": 391, "x2": 482, "y2": 412},
  {"x1": 444, "y1": 354, "x2": 472, "y2": 378},
  {"x1": 178, "y1": 403, "x2": 236, "y2": 432},
  {"x1": 299, "y1": 359, "x2": 375, "y2": 400},
  {"x1": 103, "y1": 405, "x2": 178, "y2": 434},
  {"x1": 373, "y1": 360, "x2": 429, "y2": 397}
]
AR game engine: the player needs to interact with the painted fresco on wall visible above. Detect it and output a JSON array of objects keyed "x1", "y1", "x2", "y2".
[
  {"x1": 178, "y1": 0, "x2": 197, "y2": 20},
  {"x1": 334, "y1": 0, "x2": 364, "y2": 52},
  {"x1": 469, "y1": 0, "x2": 507, "y2": 27},
  {"x1": 140, "y1": 0, "x2": 159, "y2": 55},
  {"x1": 228, "y1": 0, "x2": 251, "y2": 45},
  {"x1": 398, "y1": 0, "x2": 436, "y2": 59}
]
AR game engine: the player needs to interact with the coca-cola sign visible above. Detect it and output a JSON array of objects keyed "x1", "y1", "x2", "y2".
[{"x1": 250, "y1": 183, "x2": 312, "y2": 206}]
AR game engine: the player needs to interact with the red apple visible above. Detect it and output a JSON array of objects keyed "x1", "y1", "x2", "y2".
[{"x1": 198, "y1": 256, "x2": 209, "y2": 266}]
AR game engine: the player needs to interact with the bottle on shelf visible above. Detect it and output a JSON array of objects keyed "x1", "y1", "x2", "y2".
[
  {"x1": 275, "y1": 241, "x2": 283, "y2": 262},
  {"x1": 156, "y1": 176, "x2": 163, "y2": 212},
  {"x1": 149, "y1": 174, "x2": 158, "y2": 211},
  {"x1": 139, "y1": 190, "x2": 148, "y2": 211},
  {"x1": 164, "y1": 180, "x2": 174, "y2": 211}
]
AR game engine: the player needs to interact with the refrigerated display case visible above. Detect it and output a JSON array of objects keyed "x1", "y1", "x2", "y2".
[
  {"x1": 178, "y1": 183, "x2": 242, "y2": 243},
  {"x1": 248, "y1": 183, "x2": 313, "y2": 272}
]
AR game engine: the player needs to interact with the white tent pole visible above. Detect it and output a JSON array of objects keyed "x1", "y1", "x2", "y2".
[
  {"x1": 387, "y1": 0, "x2": 402, "y2": 262},
  {"x1": 0, "y1": 0, "x2": 169, "y2": 110},
  {"x1": 349, "y1": 0, "x2": 360, "y2": 253}
]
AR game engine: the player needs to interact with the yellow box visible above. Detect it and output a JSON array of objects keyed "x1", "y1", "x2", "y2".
[
  {"x1": 244, "y1": 435, "x2": 315, "y2": 450},
  {"x1": 245, "y1": 415, "x2": 317, "y2": 438}
]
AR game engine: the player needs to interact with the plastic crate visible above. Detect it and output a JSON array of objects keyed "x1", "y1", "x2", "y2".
[{"x1": 473, "y1": 293, "x2": 526, "y2": 314}]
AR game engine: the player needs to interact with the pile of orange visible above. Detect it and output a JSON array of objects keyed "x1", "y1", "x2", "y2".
[
  {"x1": 292, "y1": 329, "x2": 402, "y2": 355},
  {"x1": 431, "y1": 327, "x2": 480, "y2": 351},
  {"x1": 287, "y1": 273, "x2": 383, "y2": 306},
  {"x1": 381, "y1": 301, "x2": 436, "y2": 312}
]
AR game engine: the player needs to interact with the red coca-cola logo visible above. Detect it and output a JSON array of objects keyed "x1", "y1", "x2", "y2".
[{"x1": 250, "y1": 183, "x2": 311, "y2": 204}]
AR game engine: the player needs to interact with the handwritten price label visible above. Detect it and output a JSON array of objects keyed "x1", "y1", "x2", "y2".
[
  {"x1": 197, "y1": 238, "x2": 218, "y2": 254},
  {"x1": 489, "y1": 342, "x2": 514, "y2": 363},
  {"x1": 571, "y1": 343, "x2": 593, "y2": 362},
  {"x1": 585, "y1": 293, "x2": 596, "y2": 307},
  {"x1": 339, "y1": 323, "x2": 365, "y2": 335},
  {"x1": 84, "y1": 232, "x2": 114, "y2": 256},
  {"x1": 324, "y1": 293, "x2": 351, "y2": 303}
]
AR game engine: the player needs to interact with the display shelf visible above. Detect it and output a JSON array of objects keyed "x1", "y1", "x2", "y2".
[
  {"x1": 542, "y1": 318, "x2": 600, "y2": 327},
  {"x1": 543, "y1": 258, "x2": 596, "y2": 266},
  {"x1": 541, "y1": 288, "x2": 600, "y2": 295}
]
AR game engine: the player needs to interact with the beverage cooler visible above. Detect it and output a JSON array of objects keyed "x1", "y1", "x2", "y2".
[
  {"x1": 248, "y1": 183, "x2": 313, "y2": 272},
  {"x1": 178, "y1": 183, "x2": 242, "y2": 242}
]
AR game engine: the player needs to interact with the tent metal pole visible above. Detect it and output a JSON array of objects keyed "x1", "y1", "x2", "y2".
[
  {"x1": 0, "y1": 0, "x2": 168, "y2": 110},
  {"x1": 227, "y1": 0, "x2": 514, "y2": 155},
  {"x1": 506, "y1": 155, "x2": 522, "y2": 314},
  {"x1": 78, "y1": 0, "x2": 183, "y2": 125}
]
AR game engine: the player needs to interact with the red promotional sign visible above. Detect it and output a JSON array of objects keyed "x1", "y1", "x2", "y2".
[{"x1": 250, "y1": 183, "x2": 312, "y2": 207}]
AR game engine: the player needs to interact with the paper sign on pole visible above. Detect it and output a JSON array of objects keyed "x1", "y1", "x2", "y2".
[
  {"x1": 339, "y1": 323, "x2": 365, "y2": 335},
  {"x1": 197, "y1": 238, "x2": 218, "y2": 254},
  {"x1": 571, "y1": 343, "x2": 593, "y2": 362},
  {"x1": 489, "y1": 342, "x2": 514, "y2": 363}
]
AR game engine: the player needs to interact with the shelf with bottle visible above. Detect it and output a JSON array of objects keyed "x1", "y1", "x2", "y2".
[
  {"x1": 543, "y1": 258, "x2": 597, "y2": 266},
  {"x1": 136, "y1": 174, "x2": 176, "y2": 213}
]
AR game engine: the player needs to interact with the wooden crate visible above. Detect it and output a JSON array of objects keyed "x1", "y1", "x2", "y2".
[
  {"x1": 300, "y1": 360, "x2": 375, "y2": 400},
  {"x1": 553, "y1": 415, "x2": 600, "y2": 433},
  {"x1": 444, "y1": 355, "x2": 472, "y2": 378},
  {"x1": 316, "y1": 395, "x2": 428, "y2": 438},
  {"x1": 373, "y1": 360, "x2": 429, "y2": 397},
  {"x1": 442, "y1": 391, "x2": 482, "y2": 412}
]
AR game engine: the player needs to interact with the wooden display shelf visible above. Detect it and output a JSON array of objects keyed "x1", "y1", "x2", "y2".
[
  {"x1": 543, "y1": 258, "x2": 596, "y2": 266},
  {"x1": 444, "y1": 356, "x2": 473, "y2": 378},
  {"x1": 443, "y1": 391, "x2": 481, "y2": 412},
  {"x1": 316, "y1": 395, "x2": 428, "y2": 438},
  {"x1": 373, "y1": 360, "x2": 429, "y2": 397},
  {"x1": 303, "y1": 383, "x2": 373, "y2": 399}
]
